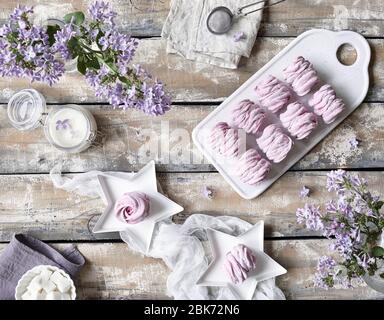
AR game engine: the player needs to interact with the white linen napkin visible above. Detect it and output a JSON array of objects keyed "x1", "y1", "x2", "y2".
[{"x1": 162, "y1": 0, "x2": 264, "y2": 69}]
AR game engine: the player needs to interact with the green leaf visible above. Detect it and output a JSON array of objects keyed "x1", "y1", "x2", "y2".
[
  {"x1": 372, "y1": 246, "x2": 384, "y2": 257},
  {"x1": 77, "y1": 55, "x2": 87, "y2": 75},
  {"x1": 66, "y1": 37, "x2": 80, "y2": 59},
  {"x1": 87, "y1": 55, "x2": 100, "y2": 70},
  {"x1": 63, "y1": 11, "x2": 85, "y2": 25},
  {"x1": 95, "y1": 31, "x2": 105, "y2": 50},
  {"x1": 46, "y1": 24, "x2": 60, "y2": 46},
  {"x1": 374, "y1": 201, "x2": 384, "y2": 211}
]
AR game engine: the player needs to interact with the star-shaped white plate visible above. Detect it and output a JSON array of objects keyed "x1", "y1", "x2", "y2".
[
  {"x1": 196, "y1": 221, "x2": 287, "y2": 300},
  {"x1": 93, "y1": 161, "x2": 184, "y2": 252}
]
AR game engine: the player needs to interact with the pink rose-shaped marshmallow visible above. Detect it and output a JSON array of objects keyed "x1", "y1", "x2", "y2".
[
  {"x1": 115, "y1": 191, "x2": 150, "y2": 224},
  {"x1": 255, "y1": 75, "x2": 291, "y2": 113},
  {"x1": 224, "y1": 244, "x2": 257, "y2": 284},
  {"x1": 280, "y1": 102, "x2": 318, "y2": 140},
  {"x1": 283, "y1": 56, "x2": 319, "y2": 96}
]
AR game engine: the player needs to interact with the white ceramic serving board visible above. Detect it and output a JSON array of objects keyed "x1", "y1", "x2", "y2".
[{"x1": 192, "y1": 29, "x2": 371, "y2": 199}]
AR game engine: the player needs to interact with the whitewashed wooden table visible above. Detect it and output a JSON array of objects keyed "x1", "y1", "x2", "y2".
[{"x1": 0, "y1": 0, "x2": 384, "y2": 299}]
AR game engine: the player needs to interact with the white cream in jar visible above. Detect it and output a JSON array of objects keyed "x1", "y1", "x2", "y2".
[{"x1": 44, "y1": 105, "x2": 97, "y2": 153}]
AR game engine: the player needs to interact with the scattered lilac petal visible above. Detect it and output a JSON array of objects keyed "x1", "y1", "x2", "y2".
[
  {"x1": 202, "y1": 186, "x2": 214, "y2": 199},
  {"x1": 299, "y1": 186, "x2": 310, "y2": 198},
  {"x1": 349, "y1": 137, "x2": 359, "y2": 150},
  {"x1": 233, "y1": 31, "x2": 246, "y2": 42}
]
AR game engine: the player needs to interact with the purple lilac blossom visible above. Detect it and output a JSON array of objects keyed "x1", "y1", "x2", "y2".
[
  {"x1": 202, "y1": 186, "x2": 214, "y2": 199},
  {"x1": 337, "y1": 196, "x2": 354, "y2": 219},
  {"x1": 0, "y1": 2, "x2": 171, "y2": 114},
  {"x1": 349, "y1": 174, "x2": 366, "y2": 189},
  {"x1": 349, "y1": 137, "x2": 359, "y2": 150},
  {"x1": 322, "y1": 217, "x2": 341, "y2": 238},
  {"x1": 296, "y1": 204, "x2": 324, "y2": 231},
  {"x1": 85, "y1": 68, "x2": 170, "y2": 115},
  {"x1": 325, "y1": 200, "x2": 337, "y2": 213},
  {"x1": 9, "y1": 5, "x2": 33, "y2": 21},
  {"x1": 354, "y1": 253, "x2": 375, "y2": 270},
  {"x1": 88, "y1": 1, "x2": 116, "y2": 27},
  {"x1": 299, "y1": 186, "x2": 310, "y2": 198},
  {"x1": 326, "y1": 169, "x2": 346, "y2": 194},
  {"x1": 84, "y1": 1, "x2": 171, "y2": 115},
  {"x1": 133, "y1": 64, "x2": 151, "y2": 80},
  {"x1": 314, "y1": 256, "x2": 337, "y2": 289},
  {"x1": 233, "y1": 31, "x2": 246, "y2": 42},
  {"x1": 53, "y1": 23, "x2": 76, "y2": 60},
  {"x1": 98, "y1": 30, "x2": 139, "y2": 75},
  {"x1": 299, "y1": 170, "x2": 384, "y2": 288},
  {"x1": 0, "y1": 6, "x2": 64, "y2": 85},
  {"x1": 56, "y1": 119, "x2": 71, "y2": 130},
  {"x1": 330, "y1": 233, "x2": 353, "y2": 258}
]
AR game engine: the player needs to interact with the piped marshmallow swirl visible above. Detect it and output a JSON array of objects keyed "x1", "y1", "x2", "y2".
[
  {"x1": 256, "y1": 124, "x2": 293, "y2": 163},
  {"x1": 210, "y1": 122, "x2": 240, "y2": 158},
  {"x1": 308, "y1": 84, "x2": 345, "y2": 124},
  {"x1": 283, "y1": 56, "x2": 319, "y2": 96},
  {"x1": 236, "y1": 149, "x2": 271, "y2": 185},
  {"x1": 231, "y1": 99, "x2": 266, "y2": 135},
  {"x1": 115, "y1": 191, "x2": 150, "y2": 224},
  {"x1": 224, "y1": 244, "x2": 257, "y2": 285},
  {"x1": 254, "y1": 75, "x2": 291, "y2": 113},
  {"x1": 280, "y1": 102, "x2": 318, "y2": 140}
]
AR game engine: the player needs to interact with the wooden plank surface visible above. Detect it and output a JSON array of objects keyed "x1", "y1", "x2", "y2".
[
  {"x1": 1, "y1": 240, "x2": 382, "y2": 300},
  {"x1": 0, "y1": 38, "x2": 382, "y2": 103},
  {"x1": 0, "y1": 0, "x2": 383, "y2": 38},
  {"x1": 0, "y1": 0, "x2": 383, "y2": 301},
  {"x1": 0, "y1": 171, "x2": 383, "y2": 241},
  {"x1": 0, "y1": 103, "x2": 383, "y2": 174}
]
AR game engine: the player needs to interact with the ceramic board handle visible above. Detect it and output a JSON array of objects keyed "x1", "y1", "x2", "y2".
[{"x1": 334, "y1": 31, "x2": 371, "y2": 72}]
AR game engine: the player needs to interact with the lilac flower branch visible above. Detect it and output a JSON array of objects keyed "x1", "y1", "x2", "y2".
[
  {"x1": 297, "y1": 169, "x2": 384, "y2": 288},
  {"x1": 0, "y1": 2, "x2": 171, "y2": 116}
]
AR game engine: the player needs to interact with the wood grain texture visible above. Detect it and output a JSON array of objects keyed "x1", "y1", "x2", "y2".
[
  {"x1": 0, "y1": 103, "x2": 383, "y2": 174},
  {"x1": 0, "y1": 38, "x2": 382, "y2": 103},
  {"x1": 0, "y1": 0, "x2": 383, "y2": 301},
  {"x1": 0, "y1": 0, "x2": 383, "y2": 37},
  {"x1": 1, "y1": 240, "x2": 382, "y2": 300},
  {"x1": 0, "y1": 171, "x2": 383, "y2": 241}
]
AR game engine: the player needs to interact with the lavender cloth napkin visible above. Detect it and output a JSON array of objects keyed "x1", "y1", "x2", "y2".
[{"x1": 0, "y1": 234, "x2": 85, "y2": 300}]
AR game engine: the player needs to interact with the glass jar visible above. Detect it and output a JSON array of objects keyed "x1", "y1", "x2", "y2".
[
  {"x1": 44, "y1": 104, "x2": 97, "y2": 153},
  {"x1": 7, "y1": 89, "x2": 46, "y2": 131},
  {"x1": 7, "y1": 89, "x2": 97, "y2": 153}
]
